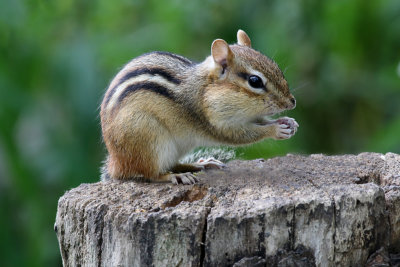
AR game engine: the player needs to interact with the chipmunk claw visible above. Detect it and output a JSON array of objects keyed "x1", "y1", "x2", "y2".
[
  {"x1": 196, "y1": 157, "x2": 226, "y2": 169},
  {"x1": 170, "y1": 172, "x2": 199, "y2": 185}
]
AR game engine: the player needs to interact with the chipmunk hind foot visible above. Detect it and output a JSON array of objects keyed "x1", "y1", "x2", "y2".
[{"x1": 158, "y1": 172, "x2": 199, "y2": 185}]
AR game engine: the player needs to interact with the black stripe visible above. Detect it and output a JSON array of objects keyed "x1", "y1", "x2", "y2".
[
  {"x1": 153, "y1": 51, "x2": 193, "y2": 65},
  {"x1": 104, "y1": 67, "x2": 180, "y2": 107},
  {"x1": 117, "y1": 82, "x2": 174, "y2": 105},
  {"x1": 122, "y1": 68, "x2": 181, "y2": 85},
  {"x1": 237, "y1": 72, "x2": 248, "y2": 80}
]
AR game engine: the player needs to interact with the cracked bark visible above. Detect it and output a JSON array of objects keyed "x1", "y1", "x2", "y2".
[
  {"x1": 199, "y1": 208, "x2": 209, "y2": 267},
  {"x1": 55, "y1": 153, "x2": 400, "y2": 266}
]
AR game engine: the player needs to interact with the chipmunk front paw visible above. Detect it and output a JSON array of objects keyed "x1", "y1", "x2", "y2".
[{"x1": 274, "y1": 117, "x2": 299, "y2": 140}]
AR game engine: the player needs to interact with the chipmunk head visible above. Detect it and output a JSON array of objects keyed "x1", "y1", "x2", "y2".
[{"x1": 203, "y1": 30, "x2": 296, "y2": 128}]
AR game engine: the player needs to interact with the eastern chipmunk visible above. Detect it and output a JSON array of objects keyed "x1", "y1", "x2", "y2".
[{"x1": 100, "y1": 30, "x2": 298, "y2": 184}]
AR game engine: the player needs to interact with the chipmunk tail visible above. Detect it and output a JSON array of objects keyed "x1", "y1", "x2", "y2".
[{"x1": 100, "y1": 156, "x2": 111, "y2": 181}]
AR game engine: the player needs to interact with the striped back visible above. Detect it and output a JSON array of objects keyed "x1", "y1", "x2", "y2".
[{"x1": 101, "y1": 51, "x2": 194, "y2": 115}]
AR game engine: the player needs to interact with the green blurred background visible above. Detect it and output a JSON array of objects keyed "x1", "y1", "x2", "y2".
[{"x1": 0, "y1": 0, "x2": 399, "y2": 266}]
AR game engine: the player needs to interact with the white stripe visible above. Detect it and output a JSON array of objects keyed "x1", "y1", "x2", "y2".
[
  {"x1": 249, "y1": 68, "x2": 268, "y2": 85},
  {"x1": 106, "y1": 74, "x2": 177, "y2": 110}
]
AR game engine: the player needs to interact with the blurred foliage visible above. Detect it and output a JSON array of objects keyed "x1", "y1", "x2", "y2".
[{"x1": 0, "y1": 0, "x2": 399, "y2": 266}]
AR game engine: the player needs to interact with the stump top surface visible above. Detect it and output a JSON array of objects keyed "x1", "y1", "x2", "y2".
[{"x1": 61, "y1": 153, "x2": 398, "y2": 215}]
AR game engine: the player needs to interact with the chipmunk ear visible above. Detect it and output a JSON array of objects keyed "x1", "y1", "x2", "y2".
[
  {"x1": 237, "y1": 29, "x2": 251, "y2": 47},
  {"x1": 211, "y1": 39, "x2": 233, "y2": 69}
]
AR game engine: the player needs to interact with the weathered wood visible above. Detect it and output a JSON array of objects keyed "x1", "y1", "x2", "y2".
[{"x1": 55, "y1": 153, "x2": 400, "y2": 266}]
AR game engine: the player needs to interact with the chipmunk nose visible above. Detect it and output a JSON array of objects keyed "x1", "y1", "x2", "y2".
[
  {"x1": 287, "y1": 96, "x2": 296, "y2": 110},
  {"x1": 290, "y1": 97, "x2": 296, "y2": 107}
]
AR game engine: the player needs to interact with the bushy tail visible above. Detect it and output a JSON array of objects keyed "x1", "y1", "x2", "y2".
[{"x1": 100, "y1": 156, "x2": 111, "y2": 181}]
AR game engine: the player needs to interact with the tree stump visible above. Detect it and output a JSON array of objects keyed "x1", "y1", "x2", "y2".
[{"x1": 55, "y1": 153, "x2": 400, "y2": 266}]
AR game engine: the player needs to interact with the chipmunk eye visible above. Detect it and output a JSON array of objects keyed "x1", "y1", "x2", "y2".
[{"x1": 248, "y1": 75, "x2": 264, "y2": 89}]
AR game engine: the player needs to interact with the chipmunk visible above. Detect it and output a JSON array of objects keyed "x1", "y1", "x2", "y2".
[{"x1": 100, "y1": 30, "x2": 298, "y2": 184}]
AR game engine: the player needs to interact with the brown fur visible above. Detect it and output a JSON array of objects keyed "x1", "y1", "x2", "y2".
[{"x1": 100, "y1": 30, "x2": 297, "y2": 183}]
